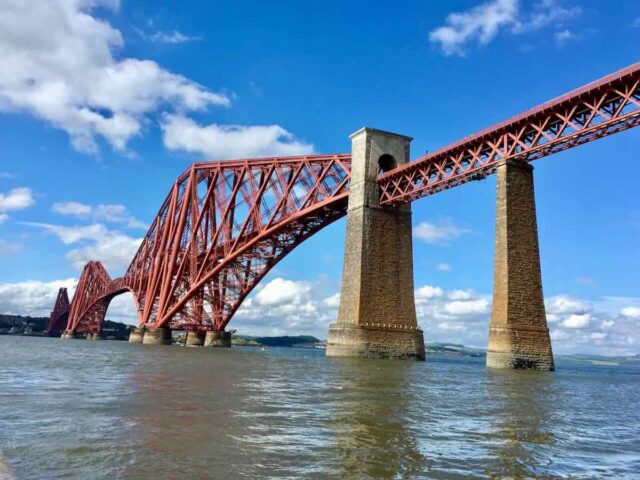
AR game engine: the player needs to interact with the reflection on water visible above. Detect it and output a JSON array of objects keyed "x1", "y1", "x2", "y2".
[
  {"x1": 1, "y1": 336, "x2": 639, "y2": 479},
  {"x1": 485, "y1": 370, "x2": 557, "y2": 479},
  {"x1": 330, "y1": 359, "x2": 424, "y2": 478}
]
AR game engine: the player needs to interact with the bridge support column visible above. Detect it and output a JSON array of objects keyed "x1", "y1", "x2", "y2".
[
  {"x1": 487, "y1": 160, "x2": 554, "y2": 371},
  {"x1": 185, "y1": 331, "x2": 205, "y2": 346},
  {"x1": 92, "y1": 334, "x2": 102, "y2": 340},
  {"x1": 129, "y1": 328, "x2": 144, "y2": 344},
  {"x1": 142, "y1": 327, "x2": 172, "y2": 345},
  {"x1": 204, "y1": 331, "x2": 231, "y2": 347},
  {"x1": 60, "y1": 331, "x2": 75, "y2": 339},
  {"x1": 327, "y1": 128, "x2": 425, "y2": 361}
]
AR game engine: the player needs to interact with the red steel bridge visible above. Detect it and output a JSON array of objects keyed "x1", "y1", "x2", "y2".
[{"x1": 49, "y1": 63, "x2": 640, "y2": 338}]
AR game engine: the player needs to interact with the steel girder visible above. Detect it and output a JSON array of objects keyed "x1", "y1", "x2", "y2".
[{"x1": 379, "y1": 63, "x2": 640, "y2": 205}]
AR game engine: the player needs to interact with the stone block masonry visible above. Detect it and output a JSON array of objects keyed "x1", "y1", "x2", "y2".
[
  {"x1": 327, "y1": 128, "x2": 425, "y2": 360},
  {"x1": 487, "y1": 160, "x2": 554, "y2": 371}
]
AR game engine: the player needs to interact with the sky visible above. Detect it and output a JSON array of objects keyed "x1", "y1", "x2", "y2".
[{"x1": 0, "y1": 0, "x2": 639, "y2": 355}]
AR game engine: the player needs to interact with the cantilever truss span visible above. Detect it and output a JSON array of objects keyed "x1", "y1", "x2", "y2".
[{"x1": 62, "y1": 63, "x2": 640, "y2": 335}]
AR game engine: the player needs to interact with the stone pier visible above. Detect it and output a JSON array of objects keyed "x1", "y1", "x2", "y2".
[
  {"x1": 142, "y1": 327, "x2": 172, "y2": 345},
  {"x1": 204, "y1": 331, "x2": 231, "y2": 347},
  {"x1": 185, "y1": 331, "x2": 205, "y2": 346},
  {"x1": 487, "y1": 160, "x2": 554, "y2": 371},
  {"x1": 326, "y1": 128, "x2": 425, "y2": 360},
  {"x1": 128, "y1": 328, "x2": 144, "y2": 344},
  {"x1": 60, "y1": 331, "x2": 75, "y2": 339}
]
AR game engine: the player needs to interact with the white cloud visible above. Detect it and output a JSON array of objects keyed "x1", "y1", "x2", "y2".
[
  {"x1": 437, "y1": 262, "x2": 452, "y2": 272},
  {"x1": 254, "y1": 278, "x2": 311, "y2": 307},
  {"x1": 0, "y1": 239, "x2": 21, "y2": 255},
  {"x1": 0, "y1": 187, "x2": 35, "y2": 212},
  {"x1": 52, "y1": 201, "x2": 92, "y2": 217},
  {"x1": 590, "y1": 332, "x2": 606, "y2": 341},
  {"x1": 415, "y1": 285, "x2": 444, "y2": 299},
  {"x1": 0, "y1": 278, "x2": 77, "y2": 317},
  {"x1": 561, "y1": 313, "x2": 590, "y2": 329},
  {"x1": 620, "y1": 307, "x2": 640, "y2": 319},
  {"x1": 443, "y1": 298, "x2": 490, "y2": 316},
  {"x1": 137, "y1": 29, "x2": 201, "y2": 44},
  {"x1": 52, "y1": 201, "x2": 146, "y2": 229},
  {"x1": 0, "y1": 0, "x2": 229, "y2": 153},
  {"x1": 235, "y1": 277, "x2": 338, "y2": 337},
  {"x1": 413, "y1": 220, "x2": 470, "y2": 245},
  {"x1": 0, "y1": 172, "x2": 13, "y2": 179},
  {"x1": 546, "y1": 295, "x2": 590, "y2": 315},
  {"x1": 161, "y1": 114, "x2": 315, "y2": 160},
  {"x1": 429, "y1": 0, "x2": 581, "y2": 56},
  {"x1": 554, "y1": 29, "x2": 574, "y2": 43},
  {"x1": 600, "y1": 319, "x2": 615, "y2": 330},
  {"x1": 23, "y1": 222, "x2": 141, "y2": 272},
  {"x1": 0, "y1": 214, "x2": 8, "y2": 225}
]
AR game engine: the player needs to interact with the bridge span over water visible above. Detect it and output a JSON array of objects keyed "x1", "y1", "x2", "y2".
[{"x1": 49, "y1": 63, "x2": 640, "y2": 370}]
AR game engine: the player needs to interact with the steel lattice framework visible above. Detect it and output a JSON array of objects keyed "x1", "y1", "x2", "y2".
[
  {"x1": 47, "y1": 288, "x2": 70, "y2": 335},
  {"x1": 379, "y1": 63, "x2": 640, "y2": 204},
  {"x1": 60, "y1": 63, "x2": 640, "y2": 336},
  {"x1": 66, "y1": 262, "x2": 134, "y2": 335}
]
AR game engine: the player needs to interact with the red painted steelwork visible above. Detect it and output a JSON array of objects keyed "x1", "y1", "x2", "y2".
[
  {"x1": 379, "y1": 62, "x2": 640, "y2": 205},
  {"x1": 64, "y1": 261, "x2": 136, "y2": 335},
  {"x1": 47, "y1": 288, "x2": 70, "y2": 335},
  {"x1": 125, "y1": 154, "x2": 351, "y2": 332},
  {"x1": 58, "y1": 63, "x2": 640, "y2": 335}
]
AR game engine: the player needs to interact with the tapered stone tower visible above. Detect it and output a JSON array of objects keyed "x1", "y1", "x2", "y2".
[
  {"x1": 326, "y1": 128, "x2": 425, "y2": 360},
  {"x1": 486, "y1": 160, "x2": 554, "y2": 370}
]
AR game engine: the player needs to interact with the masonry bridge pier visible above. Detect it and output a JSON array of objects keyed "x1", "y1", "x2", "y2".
[{"x1": 48, "y1": 63, "x2": 640, "y2": 371}]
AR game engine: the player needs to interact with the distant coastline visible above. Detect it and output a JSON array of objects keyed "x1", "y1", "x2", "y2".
[{"x1": 2, "y1": 313, "x2": 639, "y2": 366}]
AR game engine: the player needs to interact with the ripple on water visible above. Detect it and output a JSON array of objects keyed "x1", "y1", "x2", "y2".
[{"x1": 1, "y1": 337, "x2": 639, "y2": 479}]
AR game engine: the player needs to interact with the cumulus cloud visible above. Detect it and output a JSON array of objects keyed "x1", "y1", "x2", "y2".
[
  {"x1": 429, "y1": 0, "x2": 581, "y2": 56},
  {"x1": 0, "y1": 278, "x2": 77, "y2": 317},
  {"x1": 561, "y1": 313, "x2": 590, "y2": 329},
  {"x1": 0, "y1": 187, "x2": 35, "y2": 213},
  {"x1": 0, "y1": 0, "x2": 229, "y2": 153},
  {"x1": 0, "y1": 277, "x2": 137, "y2": 324},
  {"x1": 161, "y1": 114, "x2": 315, "y2": 160},
  {"x1": 234, "y1": 277, "x2": 338, "y2": 337},
  {"x1": 23, "y1": 222, "x2": 141, "y2": 272},
  {"x1": 52, "y1": 201, "x2": 146, "y2": 229},
  {"x1": 621, "y1": 307, "x2": 640, "y2": 319},
  {"x1": 413, "y1": 220, "x2": 470, "y2": 245}
]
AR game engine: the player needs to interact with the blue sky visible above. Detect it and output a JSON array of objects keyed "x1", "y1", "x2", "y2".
[{"x1": 0, "y1": 0, "x2": 639, "y2": 355}]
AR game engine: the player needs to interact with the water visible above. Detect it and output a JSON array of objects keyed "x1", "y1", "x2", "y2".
[{"x1": 0, "y1": 336, "x2": 639, "y2": 479}]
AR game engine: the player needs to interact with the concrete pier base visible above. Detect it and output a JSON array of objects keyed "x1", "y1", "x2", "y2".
[
  {"x1": 486, "y1": 160, "x2": 554, "y2": 371},
  {"x1": 86, "y1": 333, "x2": 94, "y2": 340},
  {"x1": 92, "y1": 334, "x2": 102, "y2": 340},
  {"x1": 142, "y1": 327, "x2": 172, "y2": 345},
  {"x1": 326, "y1": 128, "x2": 425, "y2": 361},
  {"x1": 60, "y1": 331, "x2": 75, "y2": 339},
  {"x1": 185, "y1": 331, "x2": 205, "y2": 346},
  {"x1": 128, "y1": 328, "x2": 144, "y2": 344},
  {"x1": 204, "y1": 331, "x2": 231, "y2": 347}
]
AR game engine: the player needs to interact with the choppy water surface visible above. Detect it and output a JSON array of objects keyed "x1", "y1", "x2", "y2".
[{"x1": 1, "y1": 336, "x2": 639, "y2": 479}]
